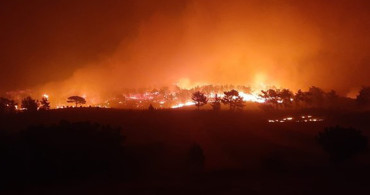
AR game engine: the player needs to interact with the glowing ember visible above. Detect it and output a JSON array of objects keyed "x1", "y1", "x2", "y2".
[
  {"x1": 170, "y1": 90, "x2": 266, "y2": 109},
  {"x1": 268, "y1": 115, "x2": 324, "y2": 123},
  {"x1": 239, "y1": 92, "x2": 265, "y2": 103},
  {"x1": 171, "y1": 101, "x2": 196, "y2": 109}
]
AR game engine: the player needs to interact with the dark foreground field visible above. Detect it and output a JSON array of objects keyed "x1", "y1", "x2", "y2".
[{"x1": 1, "y1": 108, "x2": 370, "y2": 194}]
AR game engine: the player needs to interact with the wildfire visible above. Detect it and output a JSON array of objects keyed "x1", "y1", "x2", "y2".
[
  {"x1": 170, "y1": 91, "x2": 265, "y2": 109},
  {"x1": 5, "y1": 81, "x2": 303, "y2": 110},
  {"x1": 268, "y1": 115, "x2": 324, "y2": 123},
  {"x1": 171, "y1": 101, "x2": 196, "y2": 109},
  {"x1": 239, "y1": 92, "x2": 265, "y2": 103}
]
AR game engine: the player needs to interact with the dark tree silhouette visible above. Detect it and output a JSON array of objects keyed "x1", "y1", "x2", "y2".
[
  {"x1": 260, "y1": 89, "x2": 280, "y2": 108},
  {"x1": 279, "y1": 89, "x2": 294, "y2": 108},
  {"x1": 67, "y1": 96, "x2": 86, "y2": 107},
  {"x1": 317, "y1": 126, "x2": 368, "y2": 162},
  {"x1": 327, "y1": 90, "x2": 338, "y2": 100},
  {"x1": 234, "y1": 96, "x2": 245, "y2": 110},
  {"x1": 294, "y1": 89, "x2": 313, "y2": 108},
  {"x1": 222, "y1": 89, "x2": 243, "y2": 110},
  {"x1": 307, "y1": 86, "x2": 325, "y2": 107},
  {"x1": 356, "y1": 86, "x2": 370, "y2": 106},
  {"x1": 21, "y1": 96, "x2": 38, "y2": 112},
  {"x1": 39, "y1": 97, "x2": 50, "y2": 110},
  {"x1": 261, "y1": 88, "x2": 331, "y2": 109},
  {"x1": 211, "y1": 94, "x2": 221, "y2": 111},
  {"x1": 326, "y1": 90, "x2": 339, "y2": 107},
  {"x1": 191, "y1": 91, "x2": 208, "y2": 110},
  {"x1": 294, "y1": 89, "x2": 305, "y2": 105},
  {"x1": 0, "y1": 97, "x2": 17, "y2": 113},
  {"x1": 148, "y1": 104, "x2": 155, "y2": 111}
]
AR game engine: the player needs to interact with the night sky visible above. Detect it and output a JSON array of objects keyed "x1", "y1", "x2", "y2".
[{"x1": 1, "y1": 0, "x2": 370, "y2": 96}]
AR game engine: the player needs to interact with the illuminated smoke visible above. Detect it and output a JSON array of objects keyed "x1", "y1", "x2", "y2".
[{"x1": 3, "y1": 1, "x2": 370, "y2": 102}]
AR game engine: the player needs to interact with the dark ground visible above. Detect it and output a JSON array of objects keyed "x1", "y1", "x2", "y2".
[{"x1": 1, "y1": 108, "x2": 370, "y2": 194}]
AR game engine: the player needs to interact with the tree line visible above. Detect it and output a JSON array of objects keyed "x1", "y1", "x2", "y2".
[
  {"x1": 191, "y1": 86, "x2": 370, "y2": 110},
  {"x1": 0, "y1": 95, "x2": 87, "y2": 113},
  {"x1": 191, "y1": 89, "x2": 245, "y2": 111},
  {"x1": 2, "y1": 86, "x2": 370, "y2": 113}
]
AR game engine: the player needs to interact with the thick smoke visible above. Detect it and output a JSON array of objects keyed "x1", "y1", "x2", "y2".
[{"x1": 2, "y1": 0, "x2": 370, "y2": 102}]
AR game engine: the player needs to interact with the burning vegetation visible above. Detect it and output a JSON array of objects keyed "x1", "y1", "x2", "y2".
[
  {"x1": 268, "y1": 115, "x2": 324, "y2": 123},
  {"x1": 1, "y1": 85, "x2": 370, "y2": 112}
]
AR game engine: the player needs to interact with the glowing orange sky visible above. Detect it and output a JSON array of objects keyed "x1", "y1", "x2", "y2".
[{"x1": 1, "y1": 0, "x2": 370, "y2": 101}]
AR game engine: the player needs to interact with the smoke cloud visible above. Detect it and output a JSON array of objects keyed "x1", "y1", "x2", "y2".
[{"x1": 2, "y1": 0, "x2": 370, "y2": 102}]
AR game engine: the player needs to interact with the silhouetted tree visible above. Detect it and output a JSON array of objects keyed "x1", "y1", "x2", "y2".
[
  {"x1": 21, "y1": 96, "x2": 38, "y2": 112},
  {"x1": 279, "y1": 89, "x2": 294, "y2": 108},
  {"x1": 326, "y1": 90, "x2": 339, "y2": 107},
  {"x1": 222, "y1": 89, "x2": 242, "y2": 110},
  {"x1": 67, "y1": 96, "x2": 86, "y2": 107},
  {"x1": 327, "y1": 90, "x2": 338, "y2": 99},
  {"x1": 357, "y1": 86, "x2": 370, "y2": 106},
  {"x1": 294, "y1": 89, "x2": 304, "y2": 102},
  {"x1": 0, "y1": 97, "x2": 17, "y2": 113},
  {"x1": 308, "y1": 86, "x2": 325, "y2": 107},
  {"x1": 148, "y1": 104, "x2": 155, "y2": 111},
  {"x1": 317, "y1": 126, "x2": 368, "y2": 162},
  {"x1": 211, "y1": 94, "x2": 221, "y2": 111},
  {"x1": 294, "y1": 89, "x2": 305, "y2": 107},
  {"x1": 39, "y1": 97, "x2": 50, "y2": 110},
  {"x1": 260, "y1": 89, "x2": 280, "y2": 108},
  {"x1": 191, "y1": 91, "x2": 208, "y2": 110},
  {"x1": 234, "y1": 96, "x2": 245, "y2": 110}
]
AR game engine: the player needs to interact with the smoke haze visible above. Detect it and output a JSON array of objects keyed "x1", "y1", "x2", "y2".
[{"x1": 1, "y1": 0, "x2": 370, "y2": 100}]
